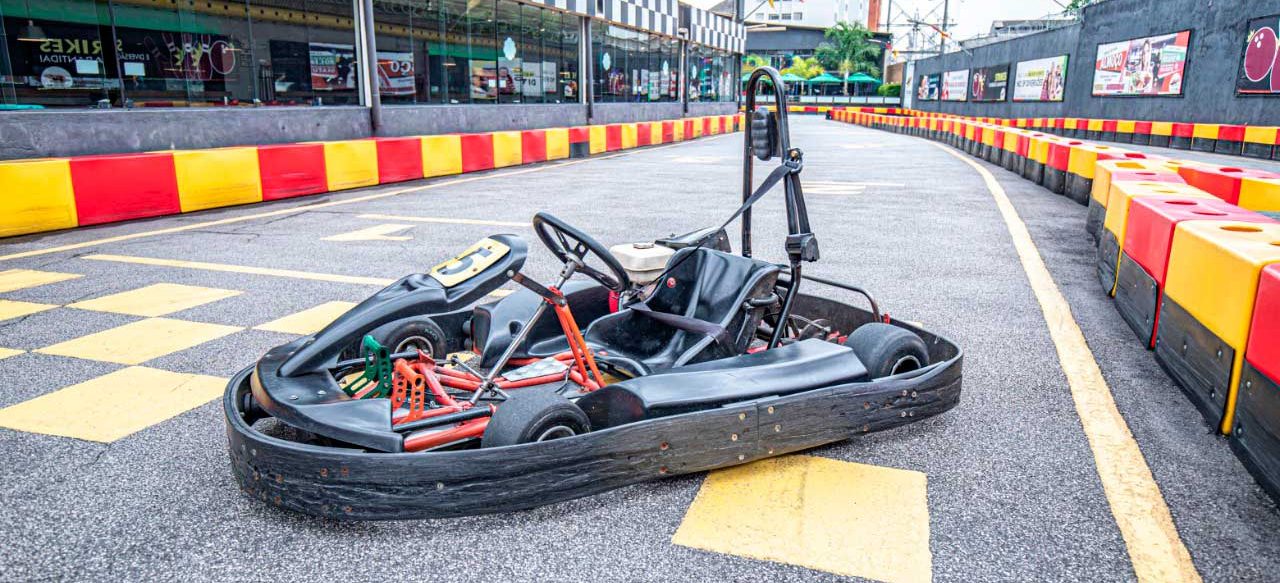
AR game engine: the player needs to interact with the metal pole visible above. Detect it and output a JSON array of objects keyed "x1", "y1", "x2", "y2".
[
  {"x1": 582, "y1": 17, "x2": 593, "y2": 122},
  {"x1": 359, "y1": 0, "x2": 382, "y2": 133},
  {"x1": 940, "y1": 0, "x2": 949, "y2": 53}
]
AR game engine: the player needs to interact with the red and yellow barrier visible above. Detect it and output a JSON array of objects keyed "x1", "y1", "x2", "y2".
[
  {"x1": 373, "y1": 137, "x2": 424, "y2": 184},
  {"x1": 172, "y1": 147, "x2": 263, "y2": 212},
  {"x1": 71, "y1": 153, "x2": 181, "y2": 223},
  {"x1": 0, "y1": 158, "x2": 77, "y2": 236},
  {"x1": 318, "y1": 141, "x2": 379, "y2": 192},
  {"x1": 422, "y1": 135, "x2": 463, "y2": 178}
]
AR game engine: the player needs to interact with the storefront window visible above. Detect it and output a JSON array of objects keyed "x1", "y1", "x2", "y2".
[
  {"x1": 591, "y1": 23, "x2": 677, "y2": 104},
  {"x1": 687, "y1": 45, "x2": 735, "y2": 103}
]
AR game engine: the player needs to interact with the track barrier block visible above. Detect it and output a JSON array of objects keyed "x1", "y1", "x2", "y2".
[
  {"x1": 373, "y1": 137, "x2": 424, "y2": 184},
  {"x1": 544, "y1": 128, "x2": 570, "y2": 161},
  {"x1": 1099, "y1": 182, "x2": 1215, "y2": 296},
  {"x1": 460, "y1": 133, "x2": 496, "y2": 173},
  {"x1": 491, "y1": 131, "x2": 523, "y2": 169},
  {"x1": 71, "y1": 153, "x2": 181, "y2": 223},
  {"x1": 520, "y1": 130, "x2": 548, "y2": 164},
  {"x1": 172, "y1": 147, "x2": 264, "y2": 212},
  {"x1": 318, "y1": 140, "x2": 379, "y2": 192},
  {"x1": 0, "y1": 158, "x2": 77, "y2": 237},
  {"x1": 422, "y1": 135, "x2": 463, "y2": 177}
]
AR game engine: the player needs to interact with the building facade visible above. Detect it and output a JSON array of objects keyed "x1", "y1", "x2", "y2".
[
  {"x1": 0, "y1": 0, "x2": 743, "y2": 158},
  {"x1": 744, "y1": 0, "x2": 866, "y2": 29}
]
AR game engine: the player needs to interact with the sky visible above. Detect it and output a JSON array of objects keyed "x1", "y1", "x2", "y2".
[{"x1": 883, "y1": 0, "x2": 1070, "y2": 40}]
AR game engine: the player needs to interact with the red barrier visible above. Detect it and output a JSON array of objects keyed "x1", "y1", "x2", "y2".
[
  {"x1": 1177, "y1": 165, "x2": 1280, "y2": 205},
  {"x1": 636, "y1": 123, "x2": 652, "y2": 146},
  {"x1": 374, "y1": 137, "x2": 424, "y2": 184},
  {"x1": 662, "y1": 121, "x2": 675, "y2": 142},
  {"x1": 1126, "y1": 197, "x2": 1275, "y2": 285},
  {"x1": 257, "y1": 143, "x2": 328, "y2": 201},
  {"x1": 460, "y1": 133, "x2": 495, "y2": 173},
  {"x1": 1047, "y1": 140, "x2": 1083, "y2": 171},
  {"x1": 521, "y1": 130, "x2": 548, "y2": 164},
  {"x1": 568, "y1": 127, "x2": 591, "y2": 145},
  {"x1": 1248, "y1": 264, "x2": 1280, "y2": 382},
  {"x1": 69, "y1": 153, "x2": 181, "y2": 225},
  {"x1": 605, "y1": 125, "x2": 622, "y2": 151}
]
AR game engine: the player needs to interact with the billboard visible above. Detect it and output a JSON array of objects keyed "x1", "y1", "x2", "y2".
[
  {"x1": 940, "y1": 69, "x2": 968, "y2": 101},
  {"x1": 1092, "y1": 30, "x2": 1191, "y2": 96},
  {"x1": 917, "y1": 73, "x2": 940, "y2": 101},
  {"x1": 970, "y1": 64, "x2": 1009, "y2": 102},
  {"x1": 1239, "y1": 14, "x2": 1280, "y2": 95},
  {"x1": 1013, "y1": 55, "x2": 1068, "y2": 102}
]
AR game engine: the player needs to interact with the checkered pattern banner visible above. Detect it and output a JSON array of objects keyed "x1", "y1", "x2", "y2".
[
  {"x1": 688, "y1": 6, "x2": 744, "y2": 53},
  {"x1": 594, "y1": 0, "x2": 679, "y2": 37},
  {"x1": 528, "y1": 0, "x2": 590, "y2": 17}
]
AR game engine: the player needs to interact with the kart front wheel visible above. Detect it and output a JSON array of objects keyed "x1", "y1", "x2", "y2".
[
  {"x1": 340, "y1": 317, "x2": 447, "y2": 361},
  {"x1": 482, "y1": 389, "x2": 591, "y2": 448},
  {"x1": 844, "y1": 323, "x2": 929, "y2": 378}
]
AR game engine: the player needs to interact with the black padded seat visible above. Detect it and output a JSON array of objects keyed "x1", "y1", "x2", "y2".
[
  {"x1": 575, "y1": 339, "x2": 869, "y2": 429},
  {"x1": 584, "y1": 247, "x2": 780, "y2": 377}
]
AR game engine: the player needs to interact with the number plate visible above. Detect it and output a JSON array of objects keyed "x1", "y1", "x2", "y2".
[{"x1": 428, "y1": 238, "x2": 510, "y2": 288}]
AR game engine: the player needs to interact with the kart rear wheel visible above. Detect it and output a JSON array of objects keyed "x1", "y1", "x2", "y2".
[
  {"x1": 482, "y1": 388, "x2": 591, "y2": 448},
  {"x1": 340, "y1": 317, "x2": 447, "y2": 361},
  {"x1": 843, "y1": 323, "x2": 929, "y2": 378}
]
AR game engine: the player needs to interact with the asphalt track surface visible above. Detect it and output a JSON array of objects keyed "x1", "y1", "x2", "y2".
[{"x1": 2, "y1": 116, "x2": 1278, "y2": 582}]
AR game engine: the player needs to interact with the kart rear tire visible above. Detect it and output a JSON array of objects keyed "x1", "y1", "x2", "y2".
[
  {"x1": 843, "y1": 323, "x2": 929, "y2": 378},
  {"x1": 340, "y1": 317, "x2": 447, "y2": 361},
  {"x1": 482, "y1": 389, "x2": 591, "y2": 448}
]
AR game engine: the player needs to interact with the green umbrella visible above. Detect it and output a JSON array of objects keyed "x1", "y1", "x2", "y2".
[
  {"x1": 806, "y1": 73, "x2": 843, "y2": 84},
  {"x1": 780, "y1": 73, "x2": 805, "y2": 83},
  {"x1": 846, "y1": 72, "x2": 881, "y2": 84}
]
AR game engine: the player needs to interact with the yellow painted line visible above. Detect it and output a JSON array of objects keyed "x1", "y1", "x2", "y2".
[
  {"x1": 0, "y1": 366, "x2": 225, "y2": 442},
  {"x1": 935, "y1": 143, "x2": 1201, "y2": 583},
  {"x1": 82, "y1": 254, "x2": 396, "y2": 286},
  {"x1": 0, "y1": 299, "x2": 56, "y2": 321},
  {"x1": 37, "y1": 317, "x2": 242, "y2": 365},
  {"x1": 322, "y1": 223, "x2": 415, "y2": 242},
  {"x1": 0, "y1": 136, "x2": 726, "y2": 263},
  {"x1": 0, "y1": 269, "x2": 81, "y2": 293},
  {"x1": 357, "y1": 214, "x2": 530, "y2": 228},
  {"x1": 0, "y1": 347, "x2": 25, "y2": 360},
  {"x1": 68, "y1": 283, "x2": 241, "y2": 317},
  {"x1": 254, "y1": 301, "x2": 357, "y2": 335},
  {"x1": 673, "y1": 455, "x2": 931, "y2": 582}
]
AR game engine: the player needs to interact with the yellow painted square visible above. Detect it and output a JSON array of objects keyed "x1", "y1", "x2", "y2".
[
  {"x1": 544, "y1": 128, "x2": 570, "y2": 160},
  {"x1": 38, "y1": 317, "x2": 241, "y2": 365},
  {"x1": 589, "y1": 125, "x2": 607, "y2": 154},
  {"x1": 172, "y1": 147, "x2": 264, "y2": 212},
  {"x1": 69, "y1": 283, "x2": 241, "y2": 317},
  {"x1": 492, "y1": 131, "x2": 523, "y2": 168},
  {"x1": 620, "y1": 124, "x2": 638, "y2": 149},
  {"x1": 422, "y1": 135, "x2": 463, "y2": 177},
  {"x1": 0, "y1": 366, "x2": 225, "y2": 442},
  {"x1": 254, "y1": 300, "x2": 356, "y2": 335},
  {"x1": 0, "y1": 269, "x2": 81, "y2": 293},
  {"x1": 0, "y1": 299, "x2": 55, "y2": 321},
  {"x1": 674, "y1": 455, "x2": 931, "y2": 583},
  {"x1": 320, "y1": 140, "x2": 379, "y2": 191},
  {"x1": 0, "y1": 348, "x2": 24, "y2": 360},
  {"x1": 0, "y1": 158, "x2": 77, "y2": 237}
]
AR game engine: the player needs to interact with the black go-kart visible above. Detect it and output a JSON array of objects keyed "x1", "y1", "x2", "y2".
[{"x1": 224, "y1": 68, "x2": 963, "y2": 520}]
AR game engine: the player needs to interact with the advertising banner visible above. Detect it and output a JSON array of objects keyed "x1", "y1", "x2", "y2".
[
  {"x1": 1239, "y1": 14, "x2": 1280, "y2": 95},
  {"x1": 1092, "y1": 30, "x2": 1191, "y2": 96},
  {"x1": 940, "y1": 69, "x2": 968, "y2": 101},
  {"x1": 309, "y1": 43, "x2": 358, "y2": 91},
  {"x1": 376, "y1": 51, "x2": 415, "y2": 96},
  {"x1": 1013, "y1": 55, "x2": 1068, "y2": 102},
  {"x1": 970, "y1": 64, "x2": 1009, "y2": 102},
  {"x1": 917, "y1": 73, "x2": 940, "y2": 101}
]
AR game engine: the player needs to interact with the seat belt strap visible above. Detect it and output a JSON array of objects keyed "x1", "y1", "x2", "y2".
[{"x1": 629, "y1": 303, "x2": 735, "y2": 349}]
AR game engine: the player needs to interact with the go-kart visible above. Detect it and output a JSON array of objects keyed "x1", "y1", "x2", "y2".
[{"x1": 223, "y1": 68, "x2": 962, "y2": 520}]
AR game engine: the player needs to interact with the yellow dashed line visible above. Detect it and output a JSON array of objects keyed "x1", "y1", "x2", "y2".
[
  {"x1": 936, "y1": 143, "x2": 1201, "y2": 583},
  {"x1": 37, "y1": 318, "x2": 242, "y2": 365},
  {"x1": 0, "y1": 366, "x2": 225, "y2": 442},
  {"x1": 254, "y1": 301, "x2": 358, "y2": 335},
  {"x1": 674, "y1": 455, "x2": 931, "y2": 582},
  {"x1": 83, "y1": 254, "x2": 396, "y2": 286},
  {"x1": 68, "y1": 283, "x2": 241, "y2": 317}
]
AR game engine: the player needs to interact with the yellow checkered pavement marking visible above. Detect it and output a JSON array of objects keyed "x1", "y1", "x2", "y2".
[
  {"x1": 0, "y1": 366, "x2": 225, "y2": 442},
  {"x1": 323, "y1": 224, "x2": 415, "y2": 242},
  {"x1": 0, "y1": 348, "x2": 24, "y2": 360},
  {"x1": 673, "y1": 455, "x2": 931, "y2": 583},
  {"x1": 68, "y1": 283, "x2": 242, "y2": 317},
  {"x1": 83, "y1": 254, "x2": 396, "y2": 286},
  {"x1": 254, "y1": 301, "x2": 357, "y2": 335},
  {"x1": 37, "y1": 318, "x2": 242, "y2": 365},
  {"x1": 0, "y1": 299, "x2": 57, "y2": 321},
  {"x1": 0, "y1": 269, "x2": 81, "y2": 293}
]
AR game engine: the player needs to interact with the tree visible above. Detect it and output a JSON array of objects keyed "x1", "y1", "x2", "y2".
[
  {"x1": 741, "y1": 54, "x2": 770, "y2": 73},
  {"x1": 1063, "y1": 0, "x2": 1096, "y2": 15},
  {"x1": 816, "y1": 21, "x2": 882, "y2": 96},
  {"x1": 781, "y1": 56, "x2": 824, "y2": 95}
]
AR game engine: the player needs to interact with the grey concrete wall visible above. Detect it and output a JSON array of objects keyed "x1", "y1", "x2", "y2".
[
  {"x1": 910, "y1": 0, "x2": 1280, "y2": 125},
  {"x1": 0, "y1": 100, "x2": 740, "y2": 160}
]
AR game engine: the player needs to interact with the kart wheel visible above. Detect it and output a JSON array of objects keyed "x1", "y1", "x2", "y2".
[
  {"x1": 843, "y1": 323, "x2": 929, "y2": 378},
  {"x1": 341, "y1": 317, "x2": 447, "y2": 360},
  {"x1": 482, "y1": 389, "x2": 591, "y2": 448}
]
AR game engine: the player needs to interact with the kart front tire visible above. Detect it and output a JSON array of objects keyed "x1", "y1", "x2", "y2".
[
  {"x1": 843, "y1": 323, "x2": 929, "y2": 378},
  {"x1": 341, "y1": 317, "x2": 447, "y2": 360},
  {"x1": 482, "y1": 389, "x2": 591, "y2": 448}
]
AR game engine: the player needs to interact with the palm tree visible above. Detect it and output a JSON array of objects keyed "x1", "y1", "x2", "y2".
[
  {"x1": 741, "y1": 54, "x2": 770, "y2": 74},
  {"x1": 781, "y1": 56, "x2": 824, "y2": 96},
  {"x1": 815, "y1": 21, "x2": 882, "y2": 96}
]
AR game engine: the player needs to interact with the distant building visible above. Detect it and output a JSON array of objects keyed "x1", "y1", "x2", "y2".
[
  {"x1": 745, "y1": 0, "x2": 869, "y2": 29},
  {"x1": 959, "y1": 18, "x2": 1076, "y2": 50},
  {"x1": 744, "y1": 22, "x2": 888, "y2": 72}
]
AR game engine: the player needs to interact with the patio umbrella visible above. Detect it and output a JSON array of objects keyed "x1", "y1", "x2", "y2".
[
  {"x1": 845, "y1": 72, "x2": 882, "y2": 84},
  {"x1": 806, "y1": 73, "x2": 843, "y2": 84}
]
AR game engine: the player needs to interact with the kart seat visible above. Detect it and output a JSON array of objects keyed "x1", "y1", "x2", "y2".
[
  {"x1": 575, "y1": 339, "x2": 869, "y2": 429},
  {"x1": 584, "y1": 247, "x2": 781, "y2": 378}
]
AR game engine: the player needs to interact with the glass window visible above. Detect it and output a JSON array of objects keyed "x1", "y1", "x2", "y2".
[
  {"x1": 373, "y1": 0, "x2": 431, "y2": 105},
  {"x1": 591, "y1": 22, "x2": 678, "y2": 104},
  {"x1": 517, "y1": 3, "x2": 541, "y2": 104},
  {"x1": 468, "y1": 0, "x2": 496, "y2": 104},
  {"x1": 441, "y1": 0, "x2": 469, "y2": 104},
  {"x1": 0, "y1": 0, "x2": 113, "y2": 108}
]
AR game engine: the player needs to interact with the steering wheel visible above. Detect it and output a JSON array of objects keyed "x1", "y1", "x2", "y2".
[{"x1": 532, "y1": 212, "x2": 631, "y2": 293}]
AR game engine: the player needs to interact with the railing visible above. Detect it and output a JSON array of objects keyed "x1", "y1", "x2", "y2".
[{"x1": 793, "y1": 95, "x2": 902, "y2": 105}]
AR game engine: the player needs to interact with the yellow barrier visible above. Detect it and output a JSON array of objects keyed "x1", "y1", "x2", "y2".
[
  {"x1": 673, "y1": 120, "x2": 685, "y2": 142},
  {"x1": 620, "y1": 124, "x2": 638, "y2": 149},
  {"x1": 1238, "y1": 176, "x2": 1280, "y2": 212},
  {"x1": 544, "y1": 128, "x2": 570, "y2": 160},
  {"x1": 649, "y1": 122, "x2": 664, "y2": 145},
  {"x1": 319, "y1": 140, "x2": 379, "y2": 191},
  {"x1": 1091, "y1": 159, "x2": 1181, "y2": 205},
  {"x1": 1163, "y1": 220, "x2": 1280, "y2": 431},
  {"x1": 589, "y1": 125, "x2": 607, "y2": 154},
  {"x1": 0, "y1": 158, "x2": 77, "y2": 237},
  {"x1": 491, "y1": 131, "x2": 523, "y2": 168},
  {"x1": 1104, "y1": 182, "x2": 1214, "y2": 241},
  {"x1": 421, "y1": 135, "x2": 463, "y2": 178},
  {"x1": 172, "y1": 147, "x2": 263, "y2": 212}
]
